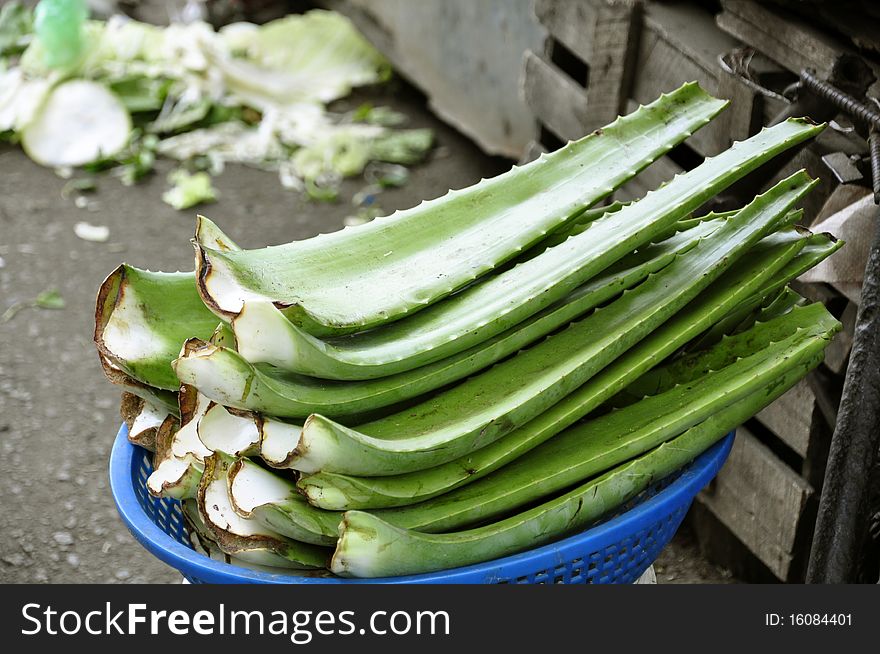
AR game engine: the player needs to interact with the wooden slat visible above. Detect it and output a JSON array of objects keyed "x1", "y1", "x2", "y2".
[
  {"x1": 755, "y1": 380, "x2": 815, "y2": 459},
  {"x1": 534, "y1": 0, "x2": 600, "y2": 63},
  {"x1": 645, "y1": 1, "x2": 740, "y2": 73},
  {"x1": 581, "y1": 1, "x2": 641, "y2": 130},
  {"x1": 522, "y1": 50, "x2": 592, "y2": 142},
  {"x1": 533, "y1": 0, "x2": 641, "y2": 131},
  {"x1": 699, "y1": 427, "x2": 813, "y2": 579},
  {"x1": 714, "y1": 72, "x2": 759, "y2": 151},
  {"x1": 716, "y1": 0, "x2": 880, "y2": 79}
]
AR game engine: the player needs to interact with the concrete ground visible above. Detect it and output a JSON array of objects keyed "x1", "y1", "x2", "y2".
[{"x1": 0, "y1": 80, "x2": 733, "y2": 584}]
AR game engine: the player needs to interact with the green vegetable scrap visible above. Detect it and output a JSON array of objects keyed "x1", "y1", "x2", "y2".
[
  {"x1": 3, "y1": 287, "x2": 64, "y2": 322},
  {"x1": 0, "y1": 2, "x2": 32, "y2": 58},
  {"x1": 1, "y1": 8, "x2": 433, "y2": 206},
  {"x1": 33, "y1": 0, "x2": 87, "y2": 70},
  {"x1": 162, "y1": 169, "x2": 217, "y2": 210}
]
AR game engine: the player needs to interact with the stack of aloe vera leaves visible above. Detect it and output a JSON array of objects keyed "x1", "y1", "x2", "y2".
[{"x1": 96, "y1": 83, "x2": 843, "y2": 578}]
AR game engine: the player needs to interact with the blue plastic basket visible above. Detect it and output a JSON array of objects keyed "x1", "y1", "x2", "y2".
[{"x1": 110, "y1": 423, "x2": 734, "y2": 584}]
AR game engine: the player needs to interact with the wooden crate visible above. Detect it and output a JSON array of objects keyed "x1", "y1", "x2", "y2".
[
  {"x1": 522, "y1": 0, "x2": 861, "y2": 581},
  {"x1": 524, "y1": 0, "x2": 760, "y2": 159},
  {"x1": 698, "y1": 426, "x2": 815, "y2": 580}
]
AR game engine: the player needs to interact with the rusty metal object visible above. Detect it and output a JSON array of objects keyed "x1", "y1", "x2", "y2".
[
  {"x1": 869, "y1": 129, "x2": 880, "y2": 203},
  {"x1": 710, "y1": 54, "x2": 875, "y2": 213},
  {"x1": 800, "y1": 68, "x2": 880, "y2": 131}
]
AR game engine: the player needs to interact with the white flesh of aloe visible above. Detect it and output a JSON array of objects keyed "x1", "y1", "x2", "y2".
[
  {"x1": 196, "y1": 402, "x2": 261, "y2": 457},
  {"x1": 146, "y1": 387, "x2": 212, "y2": 499},
  {"x1": 227, "y1": 459, "x2": 339, "y2": 546},
  {"x1": 95, "y1": 265, "x2": 221, "y2": 390},
  {"x1": 196, "y1": 454, "x2": 329, "y2": 569}
]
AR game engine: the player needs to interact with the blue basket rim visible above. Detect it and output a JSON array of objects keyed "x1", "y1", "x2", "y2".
[{"x1": 110, "y1": 423, "x2": 734, "y2": 583}]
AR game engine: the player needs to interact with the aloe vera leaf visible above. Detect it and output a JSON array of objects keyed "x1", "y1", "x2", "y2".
[
  {"x1": 260, "y1": 416, "x2": 304, "y2": 467},
  {"x1": 197, "y1": 453, "x2": 330, "y2": 569},
  {"x1": 195, "y1": 214, "x2": 241, "y2": 252},
  {"x1": 746, "y1": 286, "x2": 809, "y2": 323},
  {"x1": 121, "y1": 392, "x2": 170, "y2": 452},
  {"x1": 681, "y1": 288, "x2": 790, "y2": 355},
  {"x1": 146, "y1": 415, "x2": 204, "y2": 500},
  {"x1": 231, "y1": 120, "x2": 820, "y2": 379},
  {"x1": 227, "y1": 458, "x2": 339, "y2": 546},
  {"x1": 229, "y1": 215, "x2": 723, "y2": 381},
  {"x1": 196, "y1": 402, "x2": 260, "y2": 457},
  {"x1": 183, "y1": 494, "x2": 334, "y2": 575},
  {"x1": 175, "y1": 221, "x2": 717, "y2": 420},
  {"x1": 527, "y1": 203, "x2": 735, "y2": 261},
  {"x1": 146, "y1": 387, "x2": 213, "y2": 499},
  {"x1": 95, "y1": 264, "x2": 221, "y2": 390},
  {"x1": 222, "y1": 304, "x2": 836, "y2": 544},
  {"x1": 687, "y1": 232, "x2": 842, "y2": 352},
  {"x1": 297, "y1": 229, "x2": 809, "y2": 509},
  {"x1": 532, "y1": 201, "x2": 626, "y2": 253},
  {"x1": 723, "y1": 286, "x2": 808, "y2": 341},
  {"x1": 168, "y1": 385, "x2": 213, "y2": 462},
  {"x1": 384, "y1": 306, "x2": 838, "y2": 533},
  {"x1": 99, "y1": 354, "x2": 179, "y2": 413},
  {"x1": 330, "y1": 346, "x2": 834, "y2": 578},
  {"x1": 195, "y1": 85, "x2": 728, "y2": 334},
  {"x1": 282, "y1": 172, "x2": 817, "y2": 476},
  {"x1": 611, "y1": 290, "x2": 812, "y2": 408}
]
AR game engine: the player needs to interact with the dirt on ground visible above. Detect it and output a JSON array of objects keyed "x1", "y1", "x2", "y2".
[{"x1": 0, "y1": 80, "x2": 733, "y2": 584}]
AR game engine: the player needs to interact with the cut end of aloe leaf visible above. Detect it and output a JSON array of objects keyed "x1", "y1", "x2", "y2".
[
  {"x1": 259, "y1": 418, "x2": 304, "y2": 468},
  {"x1": 170, "y1": 386, "x2": 213, "y2": 462},
  {"x1": 147, "y1": 455, "x2": 203, "y2": 500},
  {"x1": 195, "y1": 215, "x2": 241, "y2": 252},
  {"x1": 199, "y1": 454, "x2": 280, "y2": 539},
  {"x1": 227, "y1": 457, "x2": 298, "y2": 517},
  {"x1": 172, "y1": 338, "x2": 253, "y2": 411},
  {"x1": 330, "y1": 511, "x2": 405, "y2": 577},
  {"x1": 269, "y1": 414, "x2": 333, "y2": 473},
  {"x1": 197, "y1": 403, "x2": 260, "y2": 458},
  {"x1": 95, "y1": 264, "x2": 220, "y2": 390},
  {"x1": 197, "y1": 454, "x2": 328, "y2": 569},
  {"x1": 232, "y1": 300, "x2": 301, "y2": 369},
  {"x1": 95, "y1": 264, "x2": 159, "y2": 381},
  {"x1": 121, "y1": 392, "x2": 170, "y2": 452},
  {"x1": 292, "y1": 414, "x2": 413, "y2": 475},
  {"x1": 99, "y1": 355, "x2": 179, "y2": 413}
]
